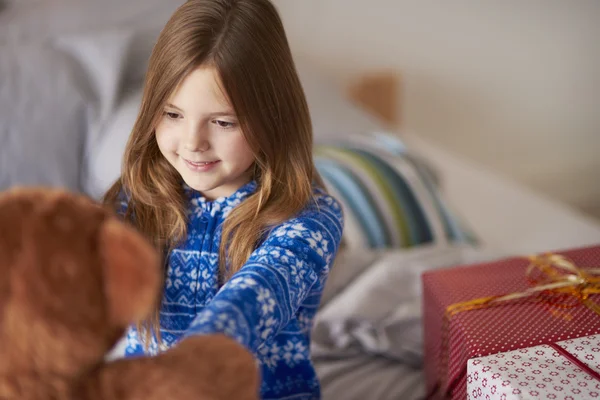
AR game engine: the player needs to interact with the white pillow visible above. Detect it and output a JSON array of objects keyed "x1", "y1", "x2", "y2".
[
  {"x1": 54, "y1": 28, "x2": 136, "y2": 194},
  {"x1": 84, "y1": 88, "x2": 142, "y2": 199},
  {"x1": 57, "y1": 30, "x2": 134, "y2": 133}
]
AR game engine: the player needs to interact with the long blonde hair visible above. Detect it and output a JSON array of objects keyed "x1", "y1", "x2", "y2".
[{"x1": 104, "y1": 0, "x2": 322, "y2": 344}]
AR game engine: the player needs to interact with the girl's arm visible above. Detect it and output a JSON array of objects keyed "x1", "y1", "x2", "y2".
[{"x1": 184, "y1": 193, "x2": 344, "y2": 352}]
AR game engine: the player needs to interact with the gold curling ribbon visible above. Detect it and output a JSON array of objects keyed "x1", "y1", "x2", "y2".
[
  {"x1": 436, "y1": 253, "x2": 600, "y2": 398},
  {"x1": 446, "y1": 253, "x2": 600, "y2": 317}
]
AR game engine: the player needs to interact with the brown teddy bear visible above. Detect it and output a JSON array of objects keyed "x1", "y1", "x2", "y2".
[{"x1": 0, "y1": 187, "x2": 260, "y2": 400}]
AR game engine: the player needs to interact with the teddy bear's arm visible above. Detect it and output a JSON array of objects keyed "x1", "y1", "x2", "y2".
[{"x1": 72, "y1": 335, "x2": 259, "y2": 400}]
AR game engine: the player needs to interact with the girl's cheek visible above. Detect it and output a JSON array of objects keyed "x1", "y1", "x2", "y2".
[
  {"x1": 156, "y1": 128, "x2": 180, "y2": 152},
  {"x1": 226, "y1": 131, "x2": 250, "y2": 153}
]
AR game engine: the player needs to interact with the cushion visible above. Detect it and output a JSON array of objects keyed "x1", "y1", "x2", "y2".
[
  {"x1": 53, "y1": 28, "x2": 135, "y2": 191},
  {"x1": 0, "y1": 42, "x2": 87, "y2": 191},
  {"x1": 0, "y1": 28, "x2": 134, "y2": 193},
  {"x1": 84, "y1": 88, "x2": 142, "y2": 199},
  {"x1": 315, "y1": 136, "x2": 477, "y2": 250}
]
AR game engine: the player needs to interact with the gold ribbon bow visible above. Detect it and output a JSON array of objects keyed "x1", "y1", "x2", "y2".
[
  {"x1": 446, "y1": 253, "x2": 600, "y2": 318},
  {"x1": 437, "y1": 253, "x2": 600, "y2": 398}
]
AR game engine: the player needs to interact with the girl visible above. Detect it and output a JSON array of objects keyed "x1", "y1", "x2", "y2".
[{"x1": 103, "y1": 0, "x2": 344, "y2": 399}]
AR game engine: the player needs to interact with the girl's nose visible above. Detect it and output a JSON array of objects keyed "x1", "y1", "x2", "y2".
[{"x1": 184, "y1": 126, "x2": 210, "y2": 152}]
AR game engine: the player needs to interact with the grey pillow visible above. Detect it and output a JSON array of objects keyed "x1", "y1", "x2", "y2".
[
  {"x1": 0, "y1": 42, "x2": 88, "y2": 191},
  {"x1": 1, "y1": 27, "x2": 133, "y2": 193}
]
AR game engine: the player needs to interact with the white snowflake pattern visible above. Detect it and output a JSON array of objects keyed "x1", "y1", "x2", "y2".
[
  {"x1": 191, "y1": 310, "x2": 214, "y2": 327},
  {"x1": 274, "y1": 257, "x2": 304, "y2": 288},
  {"x1": 256, "y1": 247, "x2": 268, "y2": 255},
  {"x1": 188, "y1": 280, "x2": 199, "y2": 292},
  {"x1": 273, "y1": 223, "x2": 308, "y2": 240},
  {"x1": 257, "y1": 287, "x2": 276, "y2": 314},
  {"x1": 229, "y1": 276, "x2": 258, "y2": 290},
  {"x1": 295, "y1": 260, "x2": 309, "y2": 285},
  {"x1": 212, "y1": 313, "x2": 241, "y2": 338},
  {"x1": 186, "y1": 268, "x2": 199, "y2": 291},
  {"x1": 306, "y1": 230, "x2": 329, "y2": 257},
  {"x1": 282, "y1": 339, "x2": 308, "y2": 367},
  {"x1": 166, "y1": 266, "x2": 184, "y2": 290},
  {"x1": 258, "y1": 340, "x2": 281, "y2": 370},
  {"x1": 259, "y1": 316, "x2": 278, "y2": 341},
  {"x1": 284, "y1": 264, "x2": 298, "y2": 285},
  {"x1": 200, "y1": 267, "x2": 213, "y2": 292},
  {"x1": 189, "y1": 199, "x2": 206, "y2": 219},
  {"x1": 320, "y1": 192, "x2": 342, "y2": 212},
  {"x1": 220, "y1": 196, "x2": 244, "y2": 217},
  {"x1": 269, "y1": 248, "x2": 281, "y2": 259},
  {"x1": 281, "y1": 248, "x2": 295, "y2": 261},
  {"x1": 127, "y1": 327, "x2": 171, "y2": 356}
]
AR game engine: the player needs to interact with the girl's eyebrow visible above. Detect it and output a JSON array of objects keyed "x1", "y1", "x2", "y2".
[
  {"x1": 208, "y1": 111, "x2": 236, "y2": 118},
  {"x1": 165, "y1": 103, "x2": 235, "y2": 118},
  {"x1": 165, "y1": 103, "x2": 184, "y2": 112}
]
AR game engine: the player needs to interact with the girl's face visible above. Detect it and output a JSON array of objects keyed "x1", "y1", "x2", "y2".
[{"x1": 155, "y1": 66, "x2": 255, "y2": 200}]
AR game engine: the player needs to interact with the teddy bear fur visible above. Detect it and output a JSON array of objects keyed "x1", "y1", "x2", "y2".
[{"x1": 0, "y1": 187, "x2": 259, "y2": 400}]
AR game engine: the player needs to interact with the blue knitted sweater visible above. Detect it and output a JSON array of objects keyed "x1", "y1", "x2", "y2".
[{"x1": 122, "y1": 181, "x2": 344, "y2": 399}]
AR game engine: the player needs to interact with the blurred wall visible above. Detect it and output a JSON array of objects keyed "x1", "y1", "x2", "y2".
[{"x1": 274, "y1": 0, "x2": 600, "y2": 219}]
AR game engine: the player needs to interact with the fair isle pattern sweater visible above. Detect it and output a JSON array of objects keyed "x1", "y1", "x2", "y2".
[{"x1": 122, "y1": 181, "x2": 344, "y2": 400}]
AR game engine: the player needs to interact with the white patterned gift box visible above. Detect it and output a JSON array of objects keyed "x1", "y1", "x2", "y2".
[{"x1": 467, "y1": 335, "x2": 600, "y2": 400}]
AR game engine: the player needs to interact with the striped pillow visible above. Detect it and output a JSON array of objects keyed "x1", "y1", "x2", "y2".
[{"x1": 314, "y1": 133, "x2": 477, "y2": 250}]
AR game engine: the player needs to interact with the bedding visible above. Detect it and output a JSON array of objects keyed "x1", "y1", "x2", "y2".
[{"x1": 312, "y1": 243, "x2": 504, "y2": 399}]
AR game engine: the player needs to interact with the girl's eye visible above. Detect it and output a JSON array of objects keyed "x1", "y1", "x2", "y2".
[
  {"x1": 214, "y1": 120, "x2": 236, "y2": 128},
  {"x1": 165, "y1": 112, "x2": 180, "y2": 120}
]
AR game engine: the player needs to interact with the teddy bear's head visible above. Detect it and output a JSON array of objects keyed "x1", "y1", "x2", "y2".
[{"x1": 0, "y1": 188, "x2": 161, "y2": 380}]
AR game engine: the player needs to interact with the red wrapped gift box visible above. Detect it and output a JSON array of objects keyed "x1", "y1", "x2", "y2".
[{"x1": 422, "y1": 245, "x2": 600, "y2": 400}]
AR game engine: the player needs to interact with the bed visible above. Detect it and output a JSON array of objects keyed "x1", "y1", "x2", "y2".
[{"x1": 2, "y1": 1, "x2": 600, "y2": 399}]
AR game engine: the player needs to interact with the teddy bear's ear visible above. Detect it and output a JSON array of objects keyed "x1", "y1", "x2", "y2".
[{"x1": 98, "y1": 218, "x2": 161, "y2": 327}]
